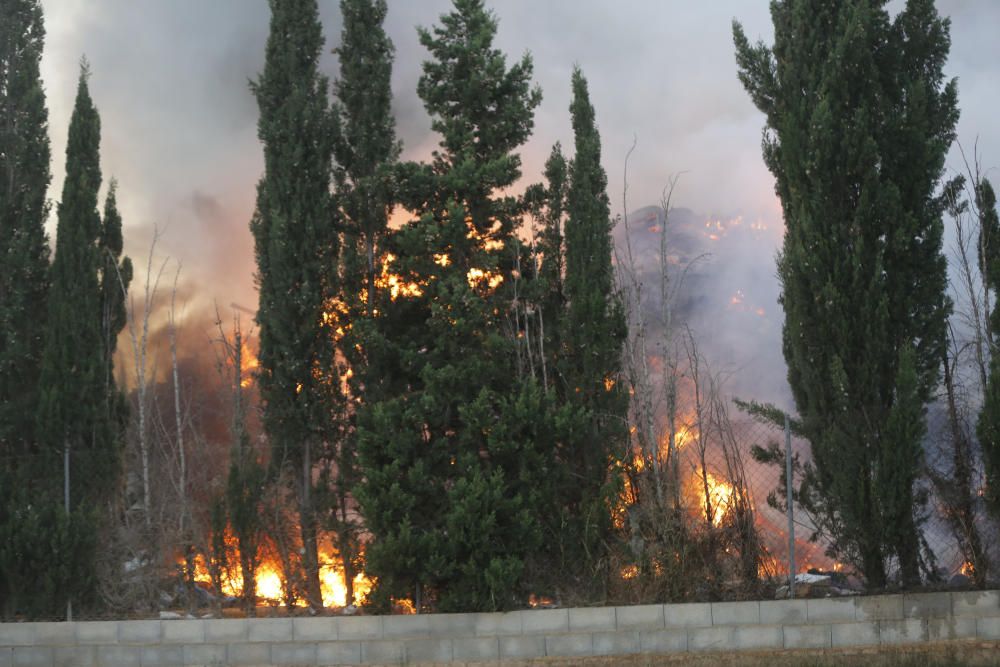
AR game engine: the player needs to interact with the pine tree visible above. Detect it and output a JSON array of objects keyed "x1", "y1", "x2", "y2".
[
  {"x1": 356, "y1": 0, "x2": 549, "y2": 612},
  {"x1": 0, "y1": 0, "x2": 50, "y2": 470},
  {"x1": 734, "y1": 0, "x2": 957, "y2": 587},
  {"x1": 250, "y1": 0, "x2": 337, "y2": 611},
  {"x1": 975, "y1": 178, "x2": 1000, "y2": 519}
]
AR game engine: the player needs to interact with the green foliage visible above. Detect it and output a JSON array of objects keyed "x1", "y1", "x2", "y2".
[
  {"x1": 976, "y1": 179, "x2": 1000, "y2": 518},
  {"x1": 734, "y1": 0, "x2": 957, "y2": 587}
]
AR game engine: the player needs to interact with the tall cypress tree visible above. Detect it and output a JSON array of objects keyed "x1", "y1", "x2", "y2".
[
  {"x1": 558, "y1": 67, "x2": 628, "y2": 586},
  {"x1": 250, "y1": 0, "x2": 337, "y2": 611},
  {"x1": 356, "y1": 0, "x2": 549, "y2": 612},
  {"x1": 734, "y1": 0, "x2": 957, "y2": 586},
  {"x1": 0, "y1": 0, "x2": 50, "y2": 469},
  {"x1": 98, "y1": 180, "x2": 132, "y2": 431},
  {"x1": 975, "y1": 178, "x2": 1000, "y2": 519}
]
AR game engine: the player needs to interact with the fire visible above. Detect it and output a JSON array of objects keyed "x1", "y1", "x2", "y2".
[
  {"x1": 240, "y1": 351, "x2": 259, "y2": 388},
  {"x1": 702, "y1": 472, "x2": 734, "y2": 527},
  {"x1": 620, "y1": 564, "x2": 639, "y2": 580},
  {"x1": 466, "y1": 267, "x2": 503, "y2": 290},
  {"x1": 960, "y1": 560, "x2": 975, "y2": 577},
  {"x1": 375, "y1": 253, "x2": 423, "y2": 300}
]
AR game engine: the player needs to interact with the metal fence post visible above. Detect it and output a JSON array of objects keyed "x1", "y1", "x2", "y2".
[{"x1": 784, "y1": 413, "x2": 795, "y2": 599}]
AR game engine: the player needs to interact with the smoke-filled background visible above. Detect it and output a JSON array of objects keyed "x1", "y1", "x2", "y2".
[{"x1": 36, "y1": 0, "x2": 1000, "y2": 408}]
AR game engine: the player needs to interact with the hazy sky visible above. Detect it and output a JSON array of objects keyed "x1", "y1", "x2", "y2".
[{"x1": 35, "y1": 1, "x2": 1000, "y2": 402}]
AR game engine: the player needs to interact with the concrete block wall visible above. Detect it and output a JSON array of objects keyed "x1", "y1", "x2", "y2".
[{"x1": 0, "y1": 589, "x2": 997, "y2": 665}]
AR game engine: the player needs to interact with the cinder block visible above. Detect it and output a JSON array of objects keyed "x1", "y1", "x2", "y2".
[
  {"x1": 498, "y1": 635, "x2": 545, "y2": 659},
  {"x1": 807, "y1": 598, "x2": 854, "y2": 622},
  {"x1": 292, "y1": 617, "x2": 336, "y2": 642},
  {"x1": 360, "y1": 640, "x2": 402, "y2": 665},
  {"x1": 95, "y1": 645, "x2": 141, "y2": 667},
  {"x1": 760, "y1": 600, "x2": 807, "y2": 625},
  {"x1": 712, "y1": 601, "x2": 759, "y2": 625},
  {"x1": 663, "y1": 602, "x2": 712, "y2": 628},
  {"x1": 382, "y1": 614, "x2": 431, "y2": 639},
  {"x1": 0, "y1": 625, "x2": 35, "y2": 647},
  {"x1": 732, "y1": 624, "x2": 782, "y2": 650},
  {"x1": 403, "y1": 638, "x2": 451, "y2": 662},
  {"x1": 545, "y1": 633, "x2": 593, "y2": 657},
  {"x1": 427, "y1": 613, "x2": 475, "y2": 638},
  {"x1": 976, "y1": 617, "x2": 1000, "y2": 640},
  {"x1": 687, "y1": 626, "x2": 734, "y2": 652},
  {"x1": 451, "y1": 637, "x2": 498, "y2": 661},
  {"x1": 74, "y1": 622, "x2": 117, "y2": 645},
  {"x1": 182, "y1": 643, "x2": 227, "y2": 666},
  {"x1": 927, "y1": 616, "x2": 977, "y2": 641},
  {"x1": 162, "y1": 620, "x2": 205, "y2": 643},
  {"x1": 855, "y1": 595, "x2": 903, "y2": 621},
  {"x1": 336, "y1": 616, "x2": 382, "y2": 641},
  {"x1": 204, "y1": 619, "x2": 247, "y2": 643},
  {"x1": 11, "y1": 646, "x2": 52, "y2": 667},
  {"x1": 953, "y1": 590, "x2": 1000, "y2": 617},
  {"x1": 473, "y1": 611, "x2": 521, "y2": 637},
  {"x1": 316, "y1": 641, "x2": 361, "y2": 665},
  {"x1": 140, "y1": 645, "x2": 184, "y2": 666},
  {"x1": 0, "y1": 647, "x2": 11, "y2": 667},
  {"x1": 879, "y1": 618, "x2": 926, "y2": 645},
  {"x1": 592, "y1": 631, "x2": 638, "y2": 656},
  {"x1": 639, "y1": 628, "x2": 686, "y2": 653},
  {"x1": 783, "y1": 624, "x2": 831, "y2": 649},
  {"x1": 569, "y1": 607, "x2": 616, "y2": 632},
  {"x1": 226, "y1": 642, "x2": 271, "y2": 666},
  {"x1": 270, "y1": 641, "x2": 317, "y2": 665},
  {"x1": 524, "y1": 609, "x2": 568, "y2": 634},
  {"x1": 118, "y1": 620, "x2": 160, "y2": 644},
  {"x1": 904, "y1": 592, "x2": 951, "y2": 619},
  {"x1": 32, "y1": 624, "x2": 75, "y2": 647},
  {"x1": 615, "y1": 605, "x2": 663, "y2": 630},
  {"x1": 831, "y1": 621, "x2": 879, "y2": 647},
  {"x1": 247, "y1": 617, "x2": 292, "y2": 642}
]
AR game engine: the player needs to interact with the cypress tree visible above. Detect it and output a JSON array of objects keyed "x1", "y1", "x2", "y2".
[
  {"x1": 250, "y1": 0, "x2": 337, "y2": 611},
  {"x1": 976, "y1": 178, "x2": 1000, "y2": 519},
  {"x1": 734, "y1": 0, "x2": 957, "y2": 586},
  {"x1": 0, "y1": 0, "x2": 50, "y2": 469},
  {"x1": 98, "y1": 180, "x2": 132, "y2": 431},
  {"x1": 356, "y1": 0, "x2": 548, "y2": 612}
]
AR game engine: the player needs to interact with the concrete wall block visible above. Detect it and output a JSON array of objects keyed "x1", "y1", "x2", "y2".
[
  {"x1": 523, "y1": 609, "x2": 568, "y2": 634},
  {"x1": 382, "y1": 615, "x2": 431, "y2": 639},
  {"x1": 904, "y1": 592, "x2": 951, "y2": 619},
  {"x1": 591, "y1": 631, "x2": 638, "y2": 656},
  {"x1": 403, "y1": 638, "x2": 451, "y2": 663},
  {"x1": 292, "y1": 618, "x2": 336, "y2": 642},
  {"x1": 782, "y1": 624, "x2": 831, "y2": 649},
  {"x1": 31, "y1": 625, "x2": 74, "y2": 647},
  {"x1": 182, "y1": 643, "x2": 227, "y2": 666},
  {"x1": 162, "y1": 620, "x2": 205, "y2": 644},
  {"x1": 687, "y1": 626, "x2": 734, "y2": 652},
  {"x1": 140, "y1": 645, "x2": 185, "y2": 666},
  {"x1": 336, "y1": 617, "x2": 381, "y2": 641},
  {"x1": 953, "y1": 590, "x2": 1000, "y2": 618},
  {"x1": 711, "y1": 601, "x2": 759, "y2": 625},
  {"x1": 359, "y1": 640, "x2": 403, "y2": 665},
  {"x1": 95, "y1": 645, "x2": 141, "y2": 667},
  {"x1": 544, "y1": 633, "x2": 593, "y2": 657},
  {"x1": 270, "y1": 642, "x2": 317, "y2": 665},
  {"x1": 0, "y1": 626, "x2": 35, "y2": 648},
  {"x1": 451, "y1": 637, "x2": 498, "y2": 662},
  {"x1": 247, "y1": 618, "x2": 293, "y2": 643},
  {"x1": 11, "y1": 646, "x2": 52, "y2": 667},
  {"x1": 74, "y1": 622, "x2": 117, "y2": 645},
  {"x1": 663, "y1": 603, "x2": 712, "y2": 628},
  {"x1": 806, "y1": 598, "x2": 854, "y2": 622},
  {"x1": 569, "y1": 607, "x2": 616, "y2": 632},
  {"x1": 976, "y1": 616, "x2": 1000, "y2": 639},
  {"x1": 831, "y1": 622, "x2": 879, "y2": 647},
  {"x1": 472, "y1": 612, "x2": 522, "y2": 637},
  {"x1": 927, "y1": 616, "x2": 977, "y2": 641},
  {"x1": 204, "y1": 619, "x2": 247, "y2": 643},
  {"x1": 759, "y1": 600, "x2": 807, "y2": 625},
  {"x1": 498, "y1": 635, "x2": 545, "y2": 660},
  {"x1": 879, "y1": 618, "x2": 927, "y2": 645},
  {"x1": 226, "y1": 642, "x2": 271, "y2": 666},
  {"x1": 639, "y1": 629, "x2": 686, "y2": 654},
  {"x1": 118, "y1": 620, "x2": 161, "y2": 645},
  {"x1": 732, "y1": 625, "x2": 782, "y2": 650},
  {"x1": 615, "y1": 605, "x2": 663, "y2": 631},
  {"x1": 316, "y1": 641, "x2": 362, "y2": 666},
  {"x1": 0, "y1": 647, "x2": 10, "y2": 667},
  {"x1": 855, "y1": 595, "x2": 903, "y2": 622},
  {"x1": 426, "y1": 613, "x2": 475, "y2": 639},
  {"x1": 51, "y1": 647, "x2": 94, "y2": 667}
]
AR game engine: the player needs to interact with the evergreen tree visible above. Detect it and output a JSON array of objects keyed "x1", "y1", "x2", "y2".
[
  {"x1": 330, "y1": 0, "x2": 400, "y2": 607},
  {"x1": 356, "y1": 0, "x2": 550, "y2": 612},
  {"x1": 975, "y1": 178, "x2": 1000, "y2": 519},
  {"x1": 98, "y1": 180, "x2": 132, "y2": 432},
  {"x1": 250, "y1": 0, "x2": 337, "y2": 611},
  {"x1": 734, "y1": 0, "x2": 957, "y2": 586},
  {"x1": 0, "y1": 0, "x2": 50, "y2": 469},
  {"x1": 557, "y1": 67, "x2": 628, "y2": 586}
]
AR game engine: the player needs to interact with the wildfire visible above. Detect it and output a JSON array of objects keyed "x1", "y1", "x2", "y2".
[
  {"x1": 960, "y1": 560, "x2": 975, "y2": 577},
  {"x1": 375, "y1": 253, "x2": 423, "y2": 300},
  {"x1": 466, "y1": 267, "x2": 503, "y2": 290},
  {"x1": 240, "y1": 351, "x2": 259, "y2": 388},
  {"x1": 701, "y1": 472, "x2": 735, "y2": 527}
]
